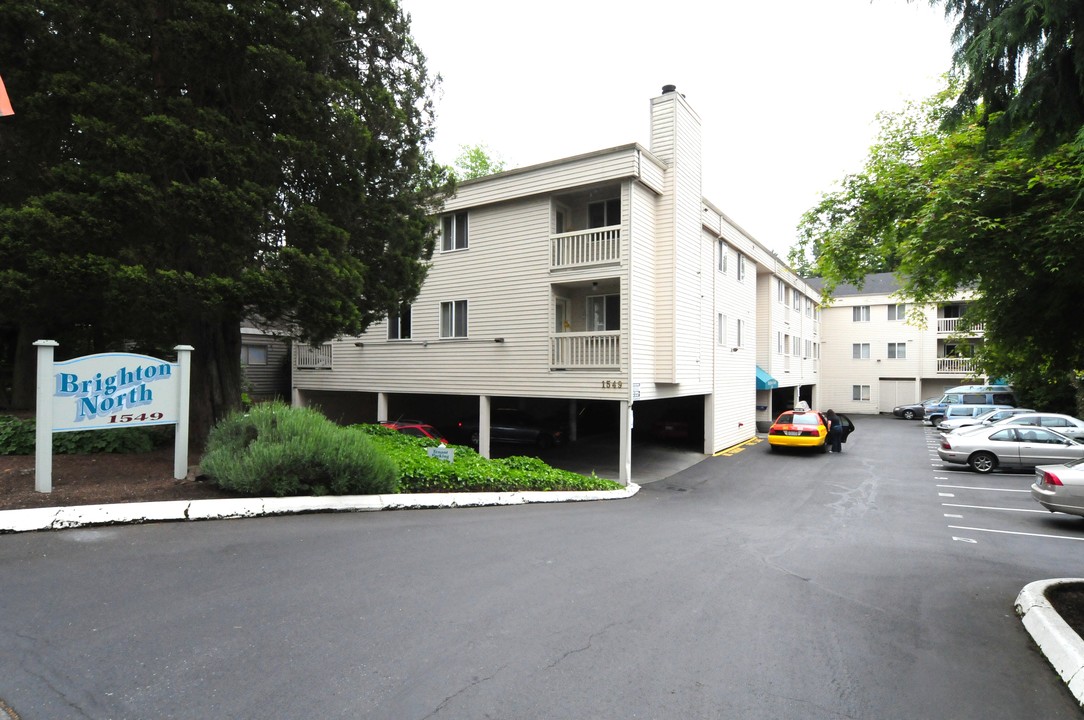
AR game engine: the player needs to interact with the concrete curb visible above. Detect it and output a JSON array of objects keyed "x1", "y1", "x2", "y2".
[
  {"x1": 0, "y1": 484, "x2": 641, "y2": 534},
  {"x1": 1015, "y1": 578, "x2": 1084, "y2": 707}
]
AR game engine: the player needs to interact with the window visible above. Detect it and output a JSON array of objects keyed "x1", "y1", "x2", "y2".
[
  {"x1": 240, "y1": 344, "x2": 267, "y2": 365},
  {"x1": 587, "y1": 294, "x2": 620, "y2": 331},
  {"x1": 441, "y1": 212, "x2": 468, "y2": 251},
  {"x1": 887, "y1": 342, "x2": 906, "y2": 359},
  {"x1": 813, "y1": 342, "x2": 820, "y2": 359},
  {"x1": 718, "y1": 240, "x2": 728, "y2": 273},
  {"x1": 792, "y1": 290, "x2": 801, "y2": 311},
  {"x1": 736, "y1": 318, "x2": 745, "y2": 347},
  {"x1": 805, "y1": 298, "x2": 813, "y2": 317},
  {"x1": 888, "y1": 303, "x2": 907, "y2": 321},
  {"x1": 587, "y1": 198, "x2": 620, "y2": 228},
  {"x1": 852, "y1": 385, "x2": 871, "y2": 401},
  {"x1": 737, "y1": 253, "x2": 746, "y2": 281},
  {"x1": 852, "y1": 305, "x2": 870, "y2": 322},
  {"x1": 777, "y1": 331, "x2": 784, "y2": 353},
  {"x1": 388, "y1": 303, "x2": 412, "y2": 340},
  {"x1": 805, "y1": 339, "x2": 812, "y2": 358},
  {"x1": 852, "y1": 343, "x2": 870, "y2": 359},
  {"x1": 792, "y1": 335, "x2": 801, "y2": 356},
  {"x1": 717, "y1": 313, "x2": 728, "y2": 346},
  {"x1": 778, "y1": 279, "x2": 785, "y2": 303},
  {"x1": 440, "y1": 300, "x2": 468, "y2": 338}
]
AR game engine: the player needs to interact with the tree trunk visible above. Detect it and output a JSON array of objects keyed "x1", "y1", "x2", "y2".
[
  {"x1": 10, "y1": 322, "x2": 46, "y2": 411},
  {"x1": 185, "y1": 319, "x2": 243, "y2": 452}
]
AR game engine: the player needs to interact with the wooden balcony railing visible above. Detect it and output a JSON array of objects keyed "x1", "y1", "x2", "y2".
[
  {"x1": 550, "y1": 331, "x2": 620, "y2": 368},
  {"x1": 296, "y1": 343, "x2": 333, "y2": 369},
  {"x1": 551, "y1": 227, "x2": 620, "y2": 269},
  {"x1": 937, "y1": 357, "x2": 975, "y2": 374},
  {"x1": 937, "y1": 317, "x2": 984, "y2": 334}
]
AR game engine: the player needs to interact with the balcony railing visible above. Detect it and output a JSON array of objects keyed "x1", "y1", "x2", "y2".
[
  {"x1": 550, "y1": 331, "x2": 620, "y2": 368},
  {"x1": 551, "y1": 227, "x2": 620, "y2": 269},
  {"x1": 296, "y1": 343, "x2": 333, "y2": 369},
  {"x1": 937, "y1": 357, "x2": 975, "y2": 374},
  {"x1": 937, "y1": 317, "x2": 984, "y2": 334}
]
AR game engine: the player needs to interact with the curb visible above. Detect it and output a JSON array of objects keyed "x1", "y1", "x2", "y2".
[
  {"x1": 0, "y1": 484, "x2": 641, "y2": 534},
  {"x1": 1015, "y1": 578, "x2": 1084, "y2": 707}
]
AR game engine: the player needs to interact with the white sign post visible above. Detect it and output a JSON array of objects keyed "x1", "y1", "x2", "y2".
[{"x1": 34, "y1": 341, "x2": 194, "y2": 493}]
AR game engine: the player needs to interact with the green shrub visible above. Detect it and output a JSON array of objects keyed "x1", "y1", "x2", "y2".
[
  {"x1": 202, "y1": 403, "x2": 399, "y2": 496},
  {"x1": 0, "y1": 414, "x2": 171, "y2": 455},
  {"x1": 357, "y1": 424, "x2": 622, "y2": 493}
]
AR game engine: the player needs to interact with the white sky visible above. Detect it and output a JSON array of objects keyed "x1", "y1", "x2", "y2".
[{"x1": 400, "y1": 0, "x2": 957, "y2": 258}]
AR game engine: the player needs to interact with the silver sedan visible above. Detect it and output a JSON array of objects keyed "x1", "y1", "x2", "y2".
[
  {"x1": 1032, "y1": 458, "x2": 1084, "y2": 517},
  {"x1": 937, "y1": 425, "x2": 1084, "y2": 473}
]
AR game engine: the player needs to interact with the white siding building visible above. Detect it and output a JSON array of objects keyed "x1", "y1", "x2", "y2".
[
  {"x1": 809, "y1": 273, "x2": 986, "y2": 414},
  {"x1": 291, "y1": 86, "x2": 823, "y2": 484}
]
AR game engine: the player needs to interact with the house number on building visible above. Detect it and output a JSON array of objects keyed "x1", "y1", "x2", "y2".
[{"x1": 602, "y1": 380, "x2": 624, "y2": 389}]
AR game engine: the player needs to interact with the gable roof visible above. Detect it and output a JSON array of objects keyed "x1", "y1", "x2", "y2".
[{"x1": 804, "y1": 272, "x2": 902, "y2": 298}]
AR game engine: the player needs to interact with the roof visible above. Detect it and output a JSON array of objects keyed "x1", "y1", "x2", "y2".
[{"x1": 804, "y1": 272, "x2": 902, "y2": 298}]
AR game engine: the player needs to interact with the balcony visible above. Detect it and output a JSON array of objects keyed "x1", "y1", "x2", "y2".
[
  {"x1": 937, "y1": 317, "x2": 984, "y2": 334},
  {"x1": 551, "y1": 226, "x2": 620, "y2": 270},
  {"x1": 937, "y1": 357, "x2": 976, "y2": 374},
  {"x1": 296, "y1": 344, "x2": 333, "y2": 369},
  {"x1": 550, "y1": 331, "x2": 620, "y2": 369}
]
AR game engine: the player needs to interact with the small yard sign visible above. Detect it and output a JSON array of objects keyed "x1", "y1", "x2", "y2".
[{"x1": 426, "y1": 446, "x2": 455, "y2": 463}]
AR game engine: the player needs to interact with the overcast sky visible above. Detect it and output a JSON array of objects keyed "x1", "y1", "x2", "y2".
[{"x1": 400, "y1": 0, "x2": 957, "y2": 258}]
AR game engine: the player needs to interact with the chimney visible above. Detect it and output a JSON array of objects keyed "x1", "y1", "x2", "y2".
[{"x1": 662, "y1": 84, "x2": 676, "y2": 94}]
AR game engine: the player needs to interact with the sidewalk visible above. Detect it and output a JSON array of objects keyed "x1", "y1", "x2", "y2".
[{"x1": 0, "y1": 483, "x2": 641, "y2": 534}]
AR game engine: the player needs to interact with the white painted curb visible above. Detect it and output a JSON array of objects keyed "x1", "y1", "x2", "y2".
[
  {"x1": 1015, "y1": 578, "x2": 1084, "y2": 707},
  {"x1": 0, "y1": 484, "x2": 641, "y2": 534}
]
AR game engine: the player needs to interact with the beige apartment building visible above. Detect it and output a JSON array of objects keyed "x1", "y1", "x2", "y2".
[
  {"x1": 808, "y1": 273, "x2": 987, "y2": 414},
  {"x1": 288, "y1": 86, "x2": 823, "y2": 484}
]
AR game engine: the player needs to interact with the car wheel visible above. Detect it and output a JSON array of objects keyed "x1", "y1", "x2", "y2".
[
  {"x1": 768, "y1": 444, "x2": 777, "y2": 453},
  {"x1": 902, "y1": 409, "x2": 916, "y2": 420},
  {"x1": 968, "y1": 451, "x2": 998, "y2": 474},
  {"x1": 928, "y1": 415, "x2": 943, "y2": 426},
  {"x1": 820, "y1": 442, "x2": 828, "y2": 454},
  {"x1": 537, "y1": 433, "x2": 554, "y2": 449}
]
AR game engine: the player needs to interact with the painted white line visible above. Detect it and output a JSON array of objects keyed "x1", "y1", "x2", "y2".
[
  {"x1": 937, "y1": 484, "x2": 1030, "y2": 493},
  {"x1": 953, "y1": 537, "x2": 978, "y2": 543},
  {"x1": 938, "y1": 492, "x2": 955, "y2": 497},
  {"x1": 934, "y1": 476, "x2": 949, "y2": 480},
  {"x1": 948, "y1": 525, "x2": 1084, "y2": 542},
  {"x1": 944, "y1": 513, "x2": 963, "y2": 518},
  {"x1": 942, "y1": 503, "x2": 1047, "y2": 514}
]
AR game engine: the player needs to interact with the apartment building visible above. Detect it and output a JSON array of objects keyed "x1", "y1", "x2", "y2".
[
  {"x1": 288, "y1": 86, "x2": 822, "y2": 484},
  {"x1": 809, "y1": 273, "x2": 985, "y2": 414}
]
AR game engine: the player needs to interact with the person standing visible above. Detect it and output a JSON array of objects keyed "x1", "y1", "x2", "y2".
[{"x1": 825, "y1": 409, "x2": 843, "y2": 453}]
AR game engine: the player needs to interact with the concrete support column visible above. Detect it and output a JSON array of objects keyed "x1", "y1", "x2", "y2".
[
  {"x1": 568, "y1": 399, "x2": 578, "y2": 442},
  {"x1": 478, "y1": 395, "x2": 491, "y2": 459},
  {"x1": 377, "y1": 392, "x2": 389, "y2": 423},
  {"x1": 619, "y1": 400, "x2": 632, "y2": 486}
]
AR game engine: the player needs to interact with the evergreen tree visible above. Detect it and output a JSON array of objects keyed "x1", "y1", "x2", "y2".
[{"x1": 0, "y1": 1, "x2": 453, "y2": 440}]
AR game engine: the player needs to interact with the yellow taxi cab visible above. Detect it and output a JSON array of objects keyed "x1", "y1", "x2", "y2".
[{"x1": 767, "y1": 409, "x2": 829, "y2": 452}]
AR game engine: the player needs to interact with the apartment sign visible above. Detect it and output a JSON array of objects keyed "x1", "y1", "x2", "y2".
[
  {"x1": 52, "y1": 353, "x2": 179, "y2": 431},
  {"x1": 34, "y1": 341, "x2": 194, "y2": 492}
]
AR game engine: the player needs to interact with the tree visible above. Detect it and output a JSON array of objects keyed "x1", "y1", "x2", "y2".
[
  {"x1": 793, "y1": 85, "x2": 1084, "y2": 404},
  {"x1": 925, "y1": 0, "x2": 1084, "y2": 149},
  {"x1": 452, "y1": 144, "x2": 506, "y2": 180},
  {"x1": 0, "y1": 1, "x2": 454, "y2": 442}
]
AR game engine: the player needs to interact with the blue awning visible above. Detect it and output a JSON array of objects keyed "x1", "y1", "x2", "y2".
[{"x1": 756, "y1": 366, "x2": 779, "y2": 390}]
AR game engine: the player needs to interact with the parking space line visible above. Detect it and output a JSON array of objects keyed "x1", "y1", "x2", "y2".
[
  {"x1": 936, "y1": 484, "x2": 1030, "y2": 493},
  {"x1": 948, "y1": 525, "x2": 1084, "y2": 542},
  {"x1": 942, "y1": 503, "x2": 1047, "y2": 514}
]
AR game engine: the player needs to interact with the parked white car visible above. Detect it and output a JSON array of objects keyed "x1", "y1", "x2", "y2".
[
  {"x1": 989, "y1": 413, "x2": 1084, "y2": 440},
  {"x1": 937, "y1": 407, "x2": 1035, "y2": 434}
]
